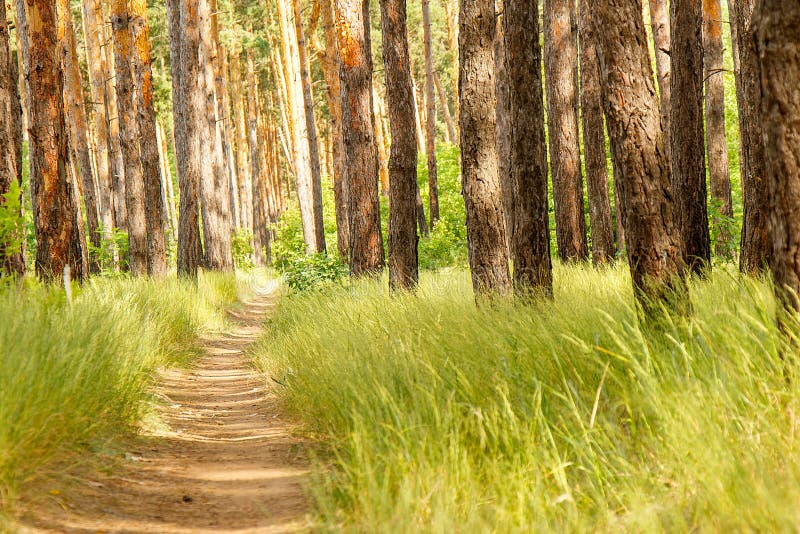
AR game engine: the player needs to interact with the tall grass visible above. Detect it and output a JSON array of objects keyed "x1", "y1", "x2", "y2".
[
  {"x1": 252, "y1": 265, "x2": 800, "y2": 531},
  {"x1": 0, "y1": 272, "x2": 240, "y2": 512}
]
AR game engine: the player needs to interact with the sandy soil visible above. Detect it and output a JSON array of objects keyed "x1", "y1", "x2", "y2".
[{"x1": 17, "y1": 286, "x2": 310, "y2": 533}]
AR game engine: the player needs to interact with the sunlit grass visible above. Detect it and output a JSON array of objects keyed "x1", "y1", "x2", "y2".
[
  {"x1": 0, "y1": 271, "x2": 242, "y2": 513},
  {"x1": 252, "y1": 265, "x2": 800, "y2": 531}
]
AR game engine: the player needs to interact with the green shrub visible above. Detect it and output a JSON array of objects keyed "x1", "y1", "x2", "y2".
[
  {"x1": 232, "y1": 228, "x2": 256, "y2": 270},
  {"x1": 282, "y1": 253, "x2": 349, "y2": 292}
]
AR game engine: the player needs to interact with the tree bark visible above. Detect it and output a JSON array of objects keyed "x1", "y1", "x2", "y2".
[
  {"x1": 111, "y1": 0, "x2": 148, "y2": 276},
  {"x1": 0, "y1": 0, "x2": 24, "y2": 275},
  {"x1": 25, "y1": 0, "x2": 85, "y2": 282},
  {"x1": 495, "y1": 5, "x2": 513, "y2": 250},
  {"x1": 671, "y1": 0, "x2": 710, "y2": 273},
  {"x1": 422, "y1": 0, "x2": 439, "y2": 228},
  {"x1": 731, "y1": 0, "x2": 771, "y2": 274},
  {"x1": 443, "y1": 0, "x2": 459, "y2": 131},
  {"x1": 58, "y1": 0, "x2": 100, "y2": 273},
  {"x1": 757, "y1": 0, "x2": 800, "y2": 311},
  {"x1": 380, "y1": 0, "x2": 419, "y2": 289},
  {"x1": 504, "y1": 0, "x2": 552, "y2": 297},
  {"x1": 167, "y1": 0, "x2": 203, "y2": 278},
  {"x1": 104, "y1": 2, "x2": 127, "y2": 232},
  {"x1": 292, "y1": 0, "x2": 327, "y2": 252},
  {"x1": 372, "y1": 82, "x2": 391, "y2": 197},
  {"x1": 156, "y1": 120, "x2": 178, "y2": 243},
  {"x1": 230, "y1": 52, "x2": 253, "y2": 232},
  {"x1": 81, "y1": 0, "x2": 116, "y2": 249},
  {"x1": 460, "y1": 0, "x2": 511, "y2": 296},
  {"x1": 130, "y1": 0, "x2": 168, "y2": 276},
  {"x1": 246, "y1": 51, "x2": 264, "y2": 266},
  {"x1": 591, "y1": 0, "x2": 687, "y2": 313},
  {"x1": 197, "y1": 0, "x2": 233, "y2": 271},
  {"x1": 314, "y1": 0, "x2": 349, "y2": 258},
  {"x1": 544, "y1": 0, "x2": 589, "y2": 262},
  {"x1": 649, "y1": 0, "x2": 672, "y2": 163},
  {"x1": 335, "y1": 0, "x2": 384, "y2": 276},
  {"x1": 703, "y1": 0, "x2": 734, "y2": 260},
  {"x1": 579, "y1": 0, "x2": 614, "y2": 265}
]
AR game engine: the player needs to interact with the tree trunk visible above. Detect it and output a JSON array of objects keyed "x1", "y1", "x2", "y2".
[
  {"x1": 731, "y1": 0, "x2": 770, "y2": 275},
  {"x1": 422, "y1": 0, "x2": 439, "y2": 228},
  {"x1": 129, "y1": 0, "x2": 168, "y2": 276},
  {"x1": 757, "y1": 0, "x2": 800, "y2": 312},
  {"x1": 671, "y1": 0, "x2": 710, "y2": 273},
  {"x1": 335, "y1": 0, "x2": 384, "y2": 276},
  {"x1": 314, "y1": 0, "x2": 349, "y2": 258},
  {"x1": 0, "y1": 0, "x2": 24, "y2": 275},
  {"x1": 58, "y1": 0, "x2": 100, "y2": 273},
  {"x1": 649, "y1": 0, "x2": 672, "y2": 162},
  {"x1": 246, "y1": 51, "x2": 264, "y2": 266},
  {"x1": 292, "y1": 0, "x2": 326, "y2": 252},
  {"x1": 545, "y1": 0, "x2": 589, "y2": 262},
  {"x1": 579, "y1": 0, "x2": 614, "y2": 265},
  {"x1": 443, "y1": 0, "x2": 459, "y2": 130},
  {"x1": 460, "y1": 0, "x2": 511, "y2": 296},
  {"x1": 230, "y1": 52, "x2": 253, "y2": 232},
  {"x1": 433, "y1": 71, "x2": 456, "y2": 144},
  {"x1": 81, "y1": 0, "x2": 116, "y2": 249},
  {"x1": 504, "y1": 0, "x2": 552, "y2": 297},
  {"x1": 167, "y1": 0, "x2": 203, "y2": 278},
  {"x1": 591, "y1": 0, "x2": 687, "y2": 314},
  {"x1": 380, "y1": 0, "x2": 419, "y2": 289},
  {"x1": 156, "y1": 120, "x2": 178, "y2": 243},
  {"x1": 196, "y1": 0, "x2": 233, "y2": 271},
  {"x1": 25, "y1": 0, "x2": 85, "y2": 282},
  {"x1": 111, "y1": 0, "x2": 148, "y2": 276},
  {"x1": 703, "y1": 0, "x2": 734, "y2": 260},
  {"x1": 104, "y1": 2, "x2": 127, "y2": 232},
  {"x1": 495, "y1": 5, "x2": 513, "y2": 250},
  {"x1": 372, "y1": 82, "x2": 391, "y2": 197}
]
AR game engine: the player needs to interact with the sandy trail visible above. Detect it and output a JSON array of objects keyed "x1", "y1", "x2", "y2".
[{"x1": 20, "y1": 286, "x2": 310, "y2": 533}]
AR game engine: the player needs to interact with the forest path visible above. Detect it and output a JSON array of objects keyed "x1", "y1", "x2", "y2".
[{"x1": 21, "y1": 284, "x2": 310, "y2": 533}]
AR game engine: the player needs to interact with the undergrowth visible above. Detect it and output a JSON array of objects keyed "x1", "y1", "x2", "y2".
[
  {"x1": 252, "y1": 265, "x2": 800, "y2": 532},
  {"x1": 0, "y1": 271, "x2": 241, "y2": 514}
]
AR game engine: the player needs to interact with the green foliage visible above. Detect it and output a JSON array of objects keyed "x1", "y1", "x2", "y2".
[
  {"x1": 0, "y1": 181, "x2": 26, "y2": 263},
  {"x1": 252, "y1": 266, "x2": 800, "y2": 531},
  {"x1": 86, "y1": 227, "x2": 131, "y2": 275},
  {"x1": 282, "y1": 253, "x2": 349, "y2": 292},
  {"x1": 709, "y1": 197, "x2": 738, "y2": 262},
  {"x1": 0, "y1": 272, "x2": 241, "y2": 512},
  {"x1": 232, "y1": 228, "x2": 256, "y2": 271}
]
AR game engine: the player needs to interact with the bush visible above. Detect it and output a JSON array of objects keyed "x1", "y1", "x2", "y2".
[{"x1": 282, "y1": 253, "x2": 348, "y2": 292}]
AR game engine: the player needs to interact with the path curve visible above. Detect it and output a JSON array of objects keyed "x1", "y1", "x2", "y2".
[{"x1": 21, "y1": 284, "x2": 309, "y2": 533}]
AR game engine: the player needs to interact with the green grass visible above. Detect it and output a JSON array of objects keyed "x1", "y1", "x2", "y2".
[
  {"x1": 252, "y1": 265, "x2": 800, "y2": 532},
  {"x1": 0, "y1": 272, "x2": 242, "y2": 513}
]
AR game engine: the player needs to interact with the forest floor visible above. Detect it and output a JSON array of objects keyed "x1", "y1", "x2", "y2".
[{"x1": 16, "y1": 285, "x2": 311, "y2": 533}]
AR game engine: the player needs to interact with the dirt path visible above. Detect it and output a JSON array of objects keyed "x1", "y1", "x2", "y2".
[{"x1": 20, "y1": 285, "x2": 310, "y2": 533}]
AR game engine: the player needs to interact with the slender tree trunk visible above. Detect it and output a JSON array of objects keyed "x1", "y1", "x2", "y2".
[
  {"x1": 649, "y1": 0, "x2": 671, "y2": 162},
  {"x1": 104, "y1": 2, "x2": 128, "y2": 232},
  {"x1": 25, "y1": 0, "x2": 85, "y2": 282},
  {"x1": 372, "y1": 82, "x2": 391, "y2": 197},
  {"x1": 314, "y1": 0, "x2": 349, "y2": 258},
  {"x1": 58, "y1": 0, "x2": 100, "y2": 273},
  {"x1": 167, "y1": 0, "x2": 202, "y2": 277},
  {"x1": 757, "y1": 0, "x2": 800, "y2": 312},
  {"x1": 81, "y1": 0, "x2": 115, "y2": 248},
  {"x1": 111, "y1": 0, "x2": 148, "y2": 275},
  {"x1": 291, "y1": 0, "x2": 326, "y2": 252},
  {"x1": 579, "y1": 0, "x2": 614, "y2": 265},
  {"x1": 545, "y1": 0, "x2": 589, "y2": 262},
  {"x1": 591, "y1": 0, "x2": 687, "y2": 314},
  {"x1": 731, "y1": 0, "x2": 770, "y2": 274},
  {"x1": 0, "y1": 0, "x2": 23, "y2": 275},
  {"x1": 412, "y1": 73, "x2": 425, "y2": 155},
  {"x1": 703, "y1": 0, "x2": 733, "y2": 260},
  {"x1": 495, "y1": 5, "x2": 513, "y2": 249},
  {"x1": 670, "y1": 0, "x2": 710, "y2": 273},
  {"x1": 380, "y1": 0, "x2": 419, "y2": 289},
  {"x1": 335, "y1": 0, "x2": 385, "y2": 275},
  {"x1": 246, "y1": 51, "x2": 264, "y2": 266},
  {"x1": 460, "y1": 0, "x2": 511, "y2": 296},
  {"x1": 231, "y1": 52, "x2": 253, "y2": 232},
  {"x1": 422, "y1": 0, "x2": 439, "y2": 228},
  {"x1": 129, "y1": 0, "x2": 168, "y2": 276},
  {"x1": 196, "y1": 0, "x2": 232, "y2": 271},
  {"x1": 504, "y1": 0, "x2": 552, "y2": 296},
  {"x1": 443, "y1": 0, "x2": 459, "y2": 130},
  {"x1": 434, "y1": 71, "x2": 456, "y2": 144},
  {"x1": 156, "y1": 120, "x2": 178, "y2": 242}
]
